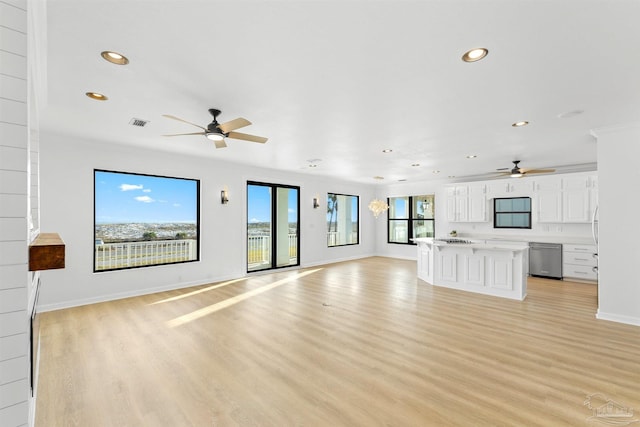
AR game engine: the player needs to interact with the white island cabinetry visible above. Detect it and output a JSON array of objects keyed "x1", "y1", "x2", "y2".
[{"x1": 414, "y1": 238, "x2": 529, "y2": 300}]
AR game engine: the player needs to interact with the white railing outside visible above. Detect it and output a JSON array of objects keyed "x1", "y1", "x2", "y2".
[
  {"x1": 248, "y1": 235, "x2": 271, "y2": 266},
  {"x1": 95, "y1": 239, "x2": 197, "y2": 271},
  {"x1": 247, "y1": 234, "x2": 298, "y2": 269},
  {"x1": 327, "y1": 231, "x2": 359, "y2": 246},
  {"x1": 95, "y1": 234, "x2": 303, "y2": 271},
  {"x1": 289, "y1": 234, "x2": 297, "y2": 259}
]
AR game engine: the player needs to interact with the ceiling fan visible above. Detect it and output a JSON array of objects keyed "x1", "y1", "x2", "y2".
[
  {"x1": 496, "y1": 160, "x2": 555, "y2": 178},
  {"x1": 162, "y1": 108, "x2": 268, "y2": 149}
]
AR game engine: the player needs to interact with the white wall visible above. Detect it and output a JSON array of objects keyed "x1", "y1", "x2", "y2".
[
  {"x1": 38, "y1": 134, "x2": 377, "y2": 310},
  {"x1": 594, "y1": 124, "x2": 640, "y2": 326},
  {"x1": 0, "y1": 1, "x2": 35, "y2": 426}
]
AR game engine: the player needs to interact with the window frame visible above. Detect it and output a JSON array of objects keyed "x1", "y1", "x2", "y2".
[
  {"x1": 93, "y1": 169, "x2": 200, "y2": 273},
  {"x1": 387, "y1": 195, "x2": 435, "y2": 245},
  {"x1": 326, "y1": 192, "x2": 360, "y2": 247},
  {"x1": 493, "y1": 196, "x2": 532, "y2": 229},
  {"x1": 246, "y1": 181, "x2": 301, "y2": 273}
]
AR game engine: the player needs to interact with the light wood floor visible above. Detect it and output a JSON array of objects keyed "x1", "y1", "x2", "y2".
[{"x1": 35, "y1": 257, "x2": 640, "y2": 426}]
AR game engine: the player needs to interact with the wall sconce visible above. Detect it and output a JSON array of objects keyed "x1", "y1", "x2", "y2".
[
  {"x1": 221, "y1": 186, "x2": 229, "y2": 204},
  {"x1": 313, "y1": 196, "x2": 320, "y2": 209}
]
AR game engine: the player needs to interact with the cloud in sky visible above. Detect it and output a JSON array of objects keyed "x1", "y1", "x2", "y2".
[
  {"x1": 173, "y1": 203, "x2": 181, "y2": 207},
  {"x1": 143, "y1": 189, "x2": 151, "y2": 193},
  {"x1": 250, "y1": 218, "x2": 261, "y2": 223},
  {"x1": 120, "y1": 184, "x2": 144, "y2": 191},
  {"x1": 135, "y1": 196, "x2": 154, "y2": 203}
]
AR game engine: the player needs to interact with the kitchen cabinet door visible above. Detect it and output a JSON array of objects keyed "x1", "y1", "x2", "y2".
[
  {"x1": 446, "y1": 184, "x2": 485, "y2": 222},
  {"x1": 563, "y1": 189, "x2": 590, "y2": 222},
  {"x1": 468, "y1": 184, "x2": 487, "y2": 222},
  {"x1": 446, "y1": 186, "x2": 468, "y2": 222},
  {"x1": 562, "y1": 175, "x2": 595, "y2": 223},
  {"x1": 537, "y1": 190, "x2": 562, "y2": 223}
]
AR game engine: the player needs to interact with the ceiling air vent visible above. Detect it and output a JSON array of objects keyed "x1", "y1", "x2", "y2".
[{"x1": 129, "y1": 118, "x2": 149, "y2": 127}]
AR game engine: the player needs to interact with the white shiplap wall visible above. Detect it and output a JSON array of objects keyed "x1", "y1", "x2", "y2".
[{"x1": 0, "y1": 0, "x2": 32, "y2": 426}]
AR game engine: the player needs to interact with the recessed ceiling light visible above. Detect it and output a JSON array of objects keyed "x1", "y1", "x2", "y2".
[
  {"x1": 432, "y1": 170, "x2": 440, "y2": 174},
  {"x1": 308, "y1": 164, "x2": 318, "y2": 168},
  {"x1": 512, "y1": 121, "x2": 529, "y2": 127},
  {"x1": 448, "y1": 176, "x2": 456, "y2": 178},
  {"x1": 86, "y1": 92, "x2": 108, "y2": 101},
  {"x1": 101, "y1": 51, "x2": 129, "y2": 65},
  {"x1": 373, "y1": 176, "x2": 384, "y2": 180},
  {"x1": 466, "y1": 155, "x2": 477, "y2": 159},
  {"x1": 411, "y1": 163, "x2": 420, "y2": 167},
  {"x1": 398, "y1": 179, "x2": 408, "y2": 182},
  {"x1": 382, "y1": 149, "x2": 393, "y2": 153},
  {"x1": 462, "y1": 48, "x2": 488, "y2": 62}
]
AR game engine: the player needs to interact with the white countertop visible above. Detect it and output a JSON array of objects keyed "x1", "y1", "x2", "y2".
[
  {"x1": 439, "y1": 234, "x2": 596, "y2": 246},
  {"x1": 413, "y1": 238, "x2": 529, "y2": 252}
]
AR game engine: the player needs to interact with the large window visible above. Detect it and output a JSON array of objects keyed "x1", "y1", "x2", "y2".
[
  {"x1": 388, "y1": 195, "x2": 435, "y2": 244},
  {"x1": 247, "y1": 182, "x2": 300, "y2": 272},
  {"x1": 327, "y1": 193, "x2": 359, "y2": 247},
  {"x1": 94, "y1": 169, "x2": 200, "y2": 272},
  {"x1": 494, "y1": 197, "x2": 532, "y2": 229}
]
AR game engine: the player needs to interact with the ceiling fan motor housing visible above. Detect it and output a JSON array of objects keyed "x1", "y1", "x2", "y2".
[{"x1": 207, "y1": 122, "x2": 222, "y2": 133}]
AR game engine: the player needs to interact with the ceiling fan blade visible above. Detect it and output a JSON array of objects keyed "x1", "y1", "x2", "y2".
[
  {"x1": 163, "y1": 132, "x2": 207, "y2": 137},
  {"x1": 522, "y1": 168, "x2": 556, "y2": 174},
  {"x1": 162, "y1": 114, "x2": 207, "y2": 131},
  {"x1": 226, "y1": 131, "x2": 268, "y2": 143},
  {"x1": 214, "y1": 139, "x2": 227, "y2": 149},
  {"x1": 218, "y1": 117, "x2": 251, "y2": 133}
]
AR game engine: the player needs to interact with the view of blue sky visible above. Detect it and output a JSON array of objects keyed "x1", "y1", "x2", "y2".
[
  {"x1": 95, "y1": 170, "x2": 198, "y2": 223},
  {"x1": 247, "y1": 185, "x2": 298, "y2": 223},
  {"x1": 326, "y1": 195, "x2": 359, "y2": 222}
]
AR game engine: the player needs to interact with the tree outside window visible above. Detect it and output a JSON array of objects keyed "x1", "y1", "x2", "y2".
[{"x1": 327, "y1": 193, "x2": 359, "y2": 247}]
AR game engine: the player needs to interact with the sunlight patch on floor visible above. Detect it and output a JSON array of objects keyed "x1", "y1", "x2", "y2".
[
  {"x1": 150, "y1": 278, "x2": 249, "y2": 305},
  {"x1": 166, "y1": 268, "x2": 323, "y2": 327}
]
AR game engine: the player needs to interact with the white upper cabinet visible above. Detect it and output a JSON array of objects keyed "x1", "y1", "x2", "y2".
[
  {"x1": 562, "y1": 175, "x2": 598, "y2": 223},
  {"x1": 534, "y1": 174, "x2": 598, "y2": 223},
  {"x1": 468, "y1": 184, "x2": 487, "y2": 222},
  {"x1": 446, "y1": 186, "x2": 468, "y2": 222},
  {"x1": 446, "y1": 184, "x2": 486, "y2": 222},
  {"x1": 444, "y1": 172, "x2": 596, "y2": 225},
  {"x1": 487, "y1": 180, "x2": 534, "y2": 198},
  {"x1": 535, "y1": 178, "x2": 563, "y2": 223}
]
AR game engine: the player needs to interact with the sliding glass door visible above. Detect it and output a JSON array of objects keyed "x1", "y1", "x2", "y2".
[{"x1": 247, "y1": 182, "x2": 299, "y2": 272}]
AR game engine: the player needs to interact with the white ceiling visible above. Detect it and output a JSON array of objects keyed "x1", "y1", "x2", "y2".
[{"x1": 41, "y1": 0, "x2": 640, "y2": 184}]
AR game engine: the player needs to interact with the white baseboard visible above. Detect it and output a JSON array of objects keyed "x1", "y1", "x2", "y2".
[
  {"x1": 301, "y1": 253, "x2": 377, "y2": 268},
  {"x1": 37, "y1": 274, "x2": 239, "y2": 312},
  {"x1": 596, "y1": 310, "x2": 640, "y2": 327}
]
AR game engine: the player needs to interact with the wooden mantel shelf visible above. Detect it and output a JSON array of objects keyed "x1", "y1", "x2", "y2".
[{"x1": 29, "y1": 233, "x2": 65, "y2": 271}]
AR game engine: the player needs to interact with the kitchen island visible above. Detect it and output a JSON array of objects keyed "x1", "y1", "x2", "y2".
[{"x1": 413, "y1": 238, "x2": 529, "y2": 300}]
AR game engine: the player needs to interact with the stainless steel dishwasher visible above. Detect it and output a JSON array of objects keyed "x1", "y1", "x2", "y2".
[{"x1": 529, "y1": 242, "x2": 563, "y2": 279}]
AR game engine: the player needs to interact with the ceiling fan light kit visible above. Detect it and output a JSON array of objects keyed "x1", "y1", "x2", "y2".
[
  {"x1": 206, "y1": 132, "x2": 225, "y2": 142},
  {"x1": 497, "y1": 160, "x2": 555, "y2": 178}
]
